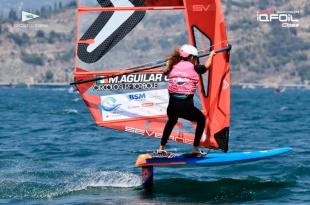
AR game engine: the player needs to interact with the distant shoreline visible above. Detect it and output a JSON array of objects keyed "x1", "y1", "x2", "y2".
[{"x1": 0, "y1": 83, "x2": 69, "y2": 88}]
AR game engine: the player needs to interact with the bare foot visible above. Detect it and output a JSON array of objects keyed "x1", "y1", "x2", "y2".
[
  {"x1": 191, "y1": 146, "x2": 206, "y2": 156},
  {"x1": 192, "y1": 146, "x2": 201, "y2": 154},
  {"x1": 157, "y1": 145, "x2": 166, "y2": 154}
]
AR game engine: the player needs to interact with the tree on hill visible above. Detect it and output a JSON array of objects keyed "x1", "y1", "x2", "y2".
[{"x1": 8, "y1": 9, "x2": 18, "y2": 21}]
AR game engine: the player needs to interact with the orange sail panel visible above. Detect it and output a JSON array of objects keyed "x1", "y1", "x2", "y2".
[{"x1": 74, "y1": 0, "x2": 230, "y2": 151}]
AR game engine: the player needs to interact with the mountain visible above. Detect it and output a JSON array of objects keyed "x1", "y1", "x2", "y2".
[
  {"x1": 224, "y1": 0, "x2": 310, "y2": 86},
  {"x1": 0, "y1": 2, "x2": 76, "y2": 84},
  {"x1": 0, "y1": 0, "x2": 309, "y2": 86}
]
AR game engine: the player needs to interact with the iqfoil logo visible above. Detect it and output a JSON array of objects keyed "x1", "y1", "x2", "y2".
[{"x1": 257, "y1": 10, "x2": 299, "y2": 28}]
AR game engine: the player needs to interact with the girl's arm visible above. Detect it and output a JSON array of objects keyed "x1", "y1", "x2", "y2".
[{"x1": 204, "y1": 50, "x2": 216, "y2": 69}]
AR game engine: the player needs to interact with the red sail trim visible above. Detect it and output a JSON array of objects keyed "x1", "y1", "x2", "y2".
[
  {"x1": 78, "y1": 0, "x2": 184, "y2": 7},
  {"x1": 78, "y1": 39, "x2": 95, "y2": 45},
  {"x1": 74, "y1": 5, "x2": 81, "y2": 73},
  {"x1": 78, "y1": 6, "x2": 185, "y2": 13},
  {"x1": 82, "y1": 95, "x2": 102, "y2": 123},
  {"x1": 144, "y1": 0, "x2": 184, "y2": 6},
  {"x1": 97, "y1": 115, "x2": 168, "y2": 124}
]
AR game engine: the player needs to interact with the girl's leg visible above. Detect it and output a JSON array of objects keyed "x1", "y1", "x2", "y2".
[
  {"x1": 160, "y1": 99, "x2": 178, "y2": 148},
  {"x1": 179, "y1": 105, "x2": 206, "y2": 147},
  {"x1": 192, "y1": 107, "x2": 206, "y2": 147},
  {"x1": 161, "y1": 115, "x2": 178, "y2": 146}
]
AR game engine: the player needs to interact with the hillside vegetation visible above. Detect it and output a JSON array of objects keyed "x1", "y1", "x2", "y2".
[{"x1": 0, "y1": 0, "x2": 309, "y2": 85}]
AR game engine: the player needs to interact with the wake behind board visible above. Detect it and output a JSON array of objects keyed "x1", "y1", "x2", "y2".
[{"x1": 135, "y1": 147, "x2": 292, "y2": 167}]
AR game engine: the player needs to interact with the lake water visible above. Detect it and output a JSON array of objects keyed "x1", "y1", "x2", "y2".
[{"x1": 0, "y1": 87, "x2": 309, "y2": 204}]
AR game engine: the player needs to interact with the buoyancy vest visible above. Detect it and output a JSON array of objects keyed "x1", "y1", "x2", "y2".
[{"x1": 168, "y1": 61, "x2": 200, "y2": 95}]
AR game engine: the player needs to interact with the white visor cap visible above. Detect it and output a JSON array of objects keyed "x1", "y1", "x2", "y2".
[{"x1": 179, "y1": 44, "x2": 198, "y2": 58}]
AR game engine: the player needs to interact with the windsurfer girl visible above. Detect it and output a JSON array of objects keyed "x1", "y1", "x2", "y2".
[{"x1": 157, "y1": 44, "x2": 216, "y2": 156}]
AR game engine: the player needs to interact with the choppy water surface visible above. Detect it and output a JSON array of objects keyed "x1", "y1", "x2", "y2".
[{"x1": 0, "y1": 87, "x2": 309, "y2": 204}]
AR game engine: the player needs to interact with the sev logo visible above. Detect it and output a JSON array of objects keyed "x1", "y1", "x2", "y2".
[
  {"x1": 192, "y1": 4, "x2": 214, "y2": 12},
  {"x1": 222, "y1": 79, "x2": 229, "y2": 90}
]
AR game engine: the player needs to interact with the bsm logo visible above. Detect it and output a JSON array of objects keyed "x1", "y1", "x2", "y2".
[
  {"x1": 128, "y1": 93, "x2": 146, "y2": 101},
  {"x1": 192, "y1": 4, "x2": 212, "y2": 12}
]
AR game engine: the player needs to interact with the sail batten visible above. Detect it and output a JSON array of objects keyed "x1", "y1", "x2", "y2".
[{"x1": 79, "y1": 6, "x2": 185, "y2": 12}]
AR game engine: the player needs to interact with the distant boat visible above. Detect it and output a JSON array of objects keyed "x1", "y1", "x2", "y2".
[{"x1": 275, "y1": 87, "x2": 286, "y2": 93}]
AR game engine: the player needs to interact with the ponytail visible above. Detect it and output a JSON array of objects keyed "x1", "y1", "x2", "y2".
[{"x1": 163, "y1": 48, "x2": 181, "y2": 74}]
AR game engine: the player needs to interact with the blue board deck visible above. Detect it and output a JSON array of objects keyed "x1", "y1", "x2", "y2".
[{"x1": 135, "y1": 147, "x2": 292, "y2": 167}]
